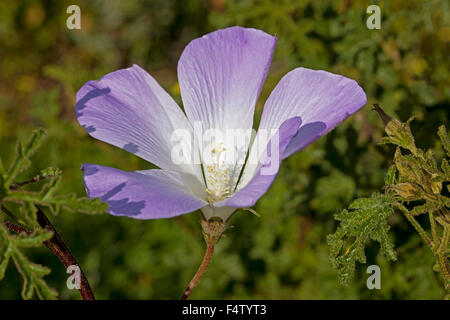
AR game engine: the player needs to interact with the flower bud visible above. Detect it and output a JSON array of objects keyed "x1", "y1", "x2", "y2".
[{"x1": 373, "y1": 104, "x2": 417, "y2": 154}]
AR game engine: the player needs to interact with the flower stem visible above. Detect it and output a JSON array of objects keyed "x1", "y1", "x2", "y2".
[
  {"x1": 180, "y1": 242, "x2": 215, "y2": 300},
  {"x1": 180, "y1": 217, "x2": 226, "y2": 300}
]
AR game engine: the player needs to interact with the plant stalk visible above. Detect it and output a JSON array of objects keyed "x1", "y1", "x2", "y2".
[
  {"x1": 180, "y1": 242, "x2": 215, "y2": 300},
  {"x1": 2, "y1": 205, "x2": 95, "y2": 300},
  {"x1": 180, "y1": 217, "x2": 225, "y2": 300}
]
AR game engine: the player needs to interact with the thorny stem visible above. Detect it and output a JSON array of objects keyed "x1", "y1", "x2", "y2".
[
  {"x1": 2, "y1": 205, "x2": 95, "y2": 300},
  {"x1": 180, "y1": 217, "x2": 225, "y2": 300}
]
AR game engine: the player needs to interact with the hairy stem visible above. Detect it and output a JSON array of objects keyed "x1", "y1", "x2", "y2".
[
  {"x1": 395, "y1": 203, "x2": 434, "y2": 250},
  {"x1": 395, "y1": 204, "x2": 450, "y2": 291},
  {"x1": 437, "y1": 225, "x2": 450, "y2": 290},
  {"x1": 180, "y1": 243, "x2": 215, "y2": 300},
  {"x1": 429, "y1": 212, "x2": 439, "y2": 245},
  {"x1": 2, "y1": 205, "x2": 95, "y2": 300},
  {"x1": 180, "y1": 217, "x2": 226, "y2": 300}
]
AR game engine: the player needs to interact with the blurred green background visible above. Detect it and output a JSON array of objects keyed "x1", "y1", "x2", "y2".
[{"x1": 0, "y1": 0, "x2": 449, "y2": 299}]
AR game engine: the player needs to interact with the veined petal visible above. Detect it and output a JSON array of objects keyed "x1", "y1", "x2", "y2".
[
  {"x1": 217, "y1": 117, "x2": 302, "y2": 208},
  {"x1": 177, "y1": 26, "x2": 277, "y2": 189},
  {"x1": 258, "y1": 67, "x2": 367, "y2": 159},
  {"x1": 81, "y1": 164, "x2": 207, "y2": 220},
  {"x1": 76, "y1": 64, "x2": 203, "y2": 182}
]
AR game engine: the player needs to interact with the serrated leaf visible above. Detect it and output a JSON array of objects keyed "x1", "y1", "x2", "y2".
[
  {"x1": 327, "y1": 192, "x2": 396, "y2": 286},
  {"x1": 18, "y1": 201, "x2": 39, "y2": 227},
  {"x1": 11, "y1": 230, "x2": 53, "y2": 248},
  {"x1": 5, "y1": 190, "x2": 107, "y2": 215},
  {"x1": 14, "y1": 167, "x2": 62, "y2": 188},
  {"x1": 0, "y1": 223, "x2": 57, "y2": 299},
  {"x1": 3, "y1": 129, "x2": 46, "y2": 188},
  {"x1": 12, "y1": 249, "x2": 58, "y2": 300},
  {"x1": 409, "y1": 200, "x2": 446, "y2": 216},
  {"x1": 0, "y1": 225, "x2": 13, "y2": 280}
]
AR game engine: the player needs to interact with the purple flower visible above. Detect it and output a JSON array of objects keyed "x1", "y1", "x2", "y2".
[{"x1": 76, "y1": 26, "x2": 366, "y2": 221}]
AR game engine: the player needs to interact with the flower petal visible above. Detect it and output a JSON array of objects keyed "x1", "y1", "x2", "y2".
[
  {"x1": 177, "y1": 26, "x2": 277, "y2": 187},
  {"x1": 76, "y1": 64, "x2": 203, "y2": 181},
  {"x1": 81, "y1": 164, "x2": 207, "y2": 219},
  {"x1": 217, "y1": 117, "x2": 302, "y2": 208},
  {"x1": 258, "y1": 67, "x2": 367, "y2": 159}
]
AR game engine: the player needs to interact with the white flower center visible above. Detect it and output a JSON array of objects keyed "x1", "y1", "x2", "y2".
[{"x1": 204, "y1": 143, "x2": 232, "y2": 203}]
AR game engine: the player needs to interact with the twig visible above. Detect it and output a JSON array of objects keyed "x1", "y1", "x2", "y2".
[{"x1": 2, "y1": 205, "x2": 95, "y2": 300}]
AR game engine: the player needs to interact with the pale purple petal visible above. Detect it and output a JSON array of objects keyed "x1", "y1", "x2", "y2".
[
  {"x1": 258, "y1": 67, "x2": 367, "y2": 159},
  {"x1": 81, "y1": 164, "x2": 207, "y2": 219},
  {"x1": 177, "y1": 26, "x2": 277, "y2": 188},
  {"x1": 76, "y1": 64, "x2": 203, "y2": 181},
  {"x1": 217, "y1": 117, "x2": 302, "y2": 208}
]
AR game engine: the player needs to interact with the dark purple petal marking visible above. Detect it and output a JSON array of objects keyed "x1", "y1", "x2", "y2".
[
  {"x1": 284, "y1": 121, "x2": 327, "y2": 156},
  {"x1": 81, "y1": 164, "x2": 207, "y2": 219},
  {"x1": 82, "y1": 164, "x2": 98, "y2": 176},
  {"x1": 75, "y1": 65, "x2": 204, "y2": 182},
  {"x1": 123, "y1": 142, "x2": 139, "y2": 154},
  {"x1": 75, "y1": 87, "x2": 111, "y2": 118},
  {"x1": 100, "y1": 183, "x2": 145, "y2": 216},
  {"x1": 178, "y1": 26, "x2": 277, "y2": 188},
  {"x1": 75, "y1": 28, "x2": 368, "y2": 220},
  {"x1": 83, "y1": 125, "x2": 96, "y2": 133},
  {"x1": 258, "y1": 67, "x2": 367, "y2": 159}
]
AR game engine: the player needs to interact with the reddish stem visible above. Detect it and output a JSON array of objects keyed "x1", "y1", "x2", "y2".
[{"x1": 3, "y1": 205, "x2": 95, "y2": 300}]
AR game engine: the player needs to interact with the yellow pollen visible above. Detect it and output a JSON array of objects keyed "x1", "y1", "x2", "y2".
[{"x1": 205, "y1": 143, "x2": 231, "y2": 204}]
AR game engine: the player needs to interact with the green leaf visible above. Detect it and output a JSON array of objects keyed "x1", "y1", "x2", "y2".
[
  {"x1": 13, "y1": 167, "x2": 62, "y2": 188},
  {"x1": 5, "y1": 175, "x2": 107, "y2": 216},
  {"x1": 0, "y1": 223, "x2": 57, "y2": 299},
  {"x1": 327, "y1": 192, "x2": 397, "y2": 286},
  {"x1": 5, "y1": 189, "x2": 107, "y2": 215},
  {"x1": 3, "y1": 129, "x2": 46, "y2": 189},
  {"x1": 384, "y1": 165, "x2": 397, "y2": 185},
  {"x1": 11, "y1": 230, "x2": 53, "y2": 248}
]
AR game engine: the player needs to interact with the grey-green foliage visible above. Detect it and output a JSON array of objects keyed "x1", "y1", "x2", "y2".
[
  {"x1": 328, "y1": 108, "x2": 450, "y2": 298},
  {"x1": 0, "y1": 129, "x2": 107, "y2": 299},
  {"x1": 327, "y1": 191, "x2": 396, "y2": 286}
]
